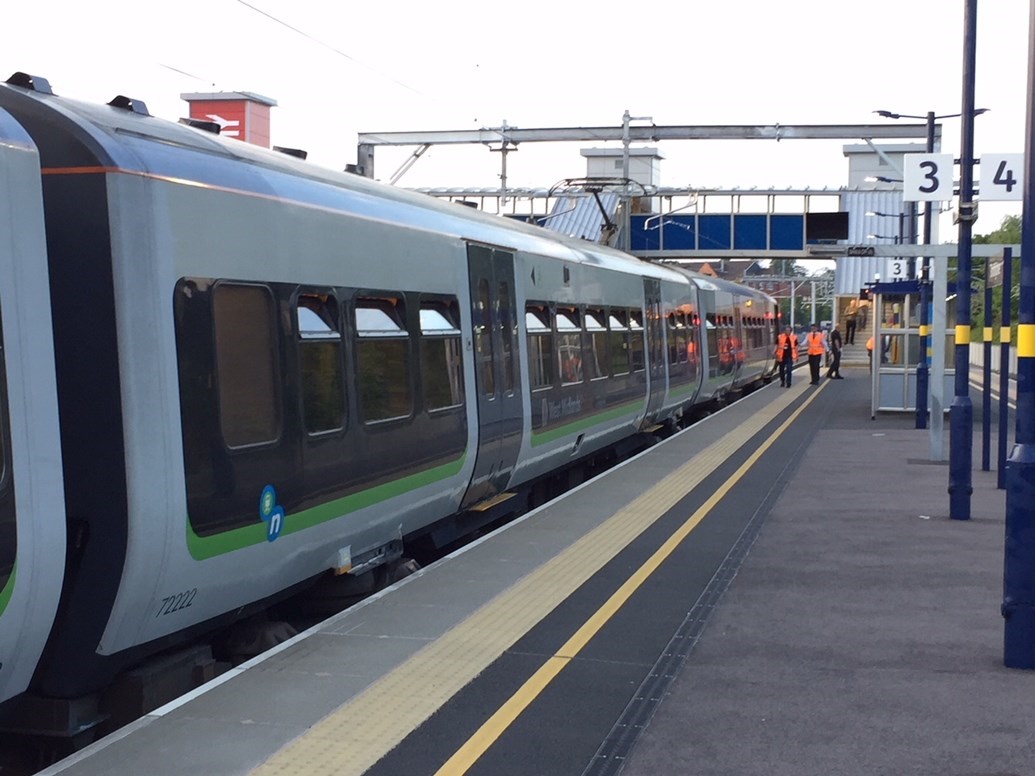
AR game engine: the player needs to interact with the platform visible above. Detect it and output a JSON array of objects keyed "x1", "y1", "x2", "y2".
[
  {"x1": 621, "y1": 369, "x2": 1032, "y2": 776},
  {"x1": 38, "y1": 365, "x2": 1032, "y2": 776}
]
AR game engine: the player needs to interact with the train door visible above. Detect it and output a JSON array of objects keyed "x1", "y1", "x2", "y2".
[
  {"x1": 462, "y1": 244, "x2": 523, "y2": 509},
  {"x1": 643, "y1": 278, "x2": 666, "y2": 420},
  {"x1": 770, "y1": 302, "x2": 781, "y2": 371},
  {"x1": 732, "y1": 302, "x2": 744, "y2": 380}
]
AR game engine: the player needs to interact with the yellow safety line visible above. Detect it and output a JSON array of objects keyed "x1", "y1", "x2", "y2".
[
  {"x1": 435, "y1": 383, "x2": 825, "y2": 775},
  {"x1": 251, "y1": 382, "x2": 819, "y2": 776}
]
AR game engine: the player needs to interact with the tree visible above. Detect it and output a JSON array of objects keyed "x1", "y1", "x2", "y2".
[
  {"x1": 769, "y1": 259, "x2": 807, "y2": 277},
  {"x1": 968, "y1": 214, "x2": 1021, "y2": 339},
  {"x1": 974, "y1": 214, "x2": 1021, "y2": 245}
]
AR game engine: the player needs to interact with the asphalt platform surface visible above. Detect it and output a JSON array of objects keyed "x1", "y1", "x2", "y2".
[{"x1": 621, "y1": 365, "x2": 1035, "y2": 776}]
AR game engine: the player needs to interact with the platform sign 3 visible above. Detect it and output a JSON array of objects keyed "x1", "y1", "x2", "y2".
[
  {"x1": 885, "y1": 257, "x2": 910, "y2": 281},
  {"x1": 979, "y1": 154, "x2": 1024, "y2": 201},
  {"x1": 903, "y1": 153, "x2": 955, "y2": 202}
]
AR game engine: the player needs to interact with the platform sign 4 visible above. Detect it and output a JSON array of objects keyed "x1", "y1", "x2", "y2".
[
  {"x1": 979, "y1": 154, "x2": 1024, "y2": 201},
  {"x1": 903, "y1": 154, "x2": 955, "y2": 202}
]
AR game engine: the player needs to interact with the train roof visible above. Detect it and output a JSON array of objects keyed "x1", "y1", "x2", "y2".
[
  {"x1": 0, "y1": 74, "x2": 687, "y2": 286},
  {"x1": 664, "y1": 265, "x2": 776, "y2": 303}
]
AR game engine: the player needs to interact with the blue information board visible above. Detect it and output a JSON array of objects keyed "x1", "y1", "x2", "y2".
[{"x1": 629, "y1": 212, "x2": 806, "y2": 252}]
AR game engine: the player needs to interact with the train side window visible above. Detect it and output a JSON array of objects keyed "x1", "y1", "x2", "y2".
[
  {"x1": 705, "y1": 313, "x2": 720, "y2": 377},
  {"x1": 474, "y1": 279, "x2": 495, "y2": 397},
  {"x1": 297, "y1": 293, "x2": 345, "y2": 434},
  {"x1": 629, "y1": 310, "x2": 645, "y2": 373},
  {"x1": 608, "y1": 310, "x2": 630, "y2": 376},
  {"x1": 356, "y1": 295, "x2": 412, "y2": 422},
  {"x1": 556, "y1": 308, "x2": 583, "y2": 385},
  {"x1": 683, "y1": 313, "x2": 694, "y2": 363},
  {"x1": 665, "y1": 313, "x2": 678, "y2": 366},
  {"x1": 213, "y1": 283, "x2": 281, "y2": 447},
  {"x1": 420, "y1": 299, "x2": 464, "y2": 411},
  {"x1": 688, "y1": 312, "x2": 700, "y2": 376},
  {"x1": 719, "y1": 314, "x2": 733, "y2": 373},
  {"x1": 585, "y1": 309, "x2": 607, "y2": 380},
  {"x1": 526, "y1": 304, "x2": 553, "y2": 390},
  {"x1": 669, "y1": 312, "x2": 689, "y2": 365},
  {"x1": 498, "y1": 281, "x2": 515, "y2": 394}
]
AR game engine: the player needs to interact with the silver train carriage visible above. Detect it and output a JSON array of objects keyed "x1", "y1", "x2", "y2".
[
  {"x1": 676, "y1": 272, "x2": 780, "y2": 403},
  {"x1": 0, "y1": 104, "x2": 65, "y2": 705},
  {"x1": 0, "y1": 72, "x2": 776, "y2": 703}
]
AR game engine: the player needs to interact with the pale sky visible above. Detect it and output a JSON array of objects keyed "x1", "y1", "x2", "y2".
[{"x1": 2, "y1": 0, "x2": 1029, "y2": 232}]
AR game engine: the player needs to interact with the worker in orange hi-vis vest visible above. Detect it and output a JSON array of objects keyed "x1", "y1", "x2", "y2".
[
  {"x1": 775, "y1": 325, "x2": 798, "y2": 388},
  {"x1": 805, "y1": 322, "x2": 827, "y2": 385}
]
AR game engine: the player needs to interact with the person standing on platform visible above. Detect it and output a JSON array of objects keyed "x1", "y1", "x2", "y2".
[
  {"x1": 806, "y1": 323, "x2": 826, "y2": 385},
  {"x1": 775, "y1": 325, "x2": 798, "y2": 387},
  {"x1": 844, "y1": 300, "x2": 859, "y2": 345},
  {"x1": 826, "y1": 325, "x2": 843, "y2": 379}
]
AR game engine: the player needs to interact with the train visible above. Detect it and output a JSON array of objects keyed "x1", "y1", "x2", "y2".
[{"x1": 0, "y1": 71, "x2": 778, "y2": 727}]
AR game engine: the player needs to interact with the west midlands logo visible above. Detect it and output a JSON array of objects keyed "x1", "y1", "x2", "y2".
[{"x1": 259, "y1": 485, "x2": 285, "y2": 542}]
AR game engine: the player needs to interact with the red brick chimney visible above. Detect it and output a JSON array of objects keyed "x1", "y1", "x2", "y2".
[{"x1": 180, "y1": 91, "x2": 277, "y2": 147}]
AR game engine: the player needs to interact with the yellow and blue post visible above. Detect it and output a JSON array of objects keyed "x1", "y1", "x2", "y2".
[
  {"x1": 949, "y1": 0, "x2": 977, "y2": 520},
  {"x1": 997, "y1": 247, "x2": 1012, "y2": 490},
  {"x1": 982, "y1": 258, "x2": 993, "y2": 471},
  {"x1": 915, "y1": 112, "x2": 935, "y2": 431},
  {"x1": 1003, "y1": 1, "x2": 1035, "y2": 668}
]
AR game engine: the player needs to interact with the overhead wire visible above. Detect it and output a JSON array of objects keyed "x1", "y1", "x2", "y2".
[
  {"x1": 229, "y1": 0, "x2": 621, "y2": 176},
  {"x1": 234, "y1": 0, "x2": 424, "y2": 96},
  {"x1": 159, "y1": 63, "x2": 216, "y2": 87}
]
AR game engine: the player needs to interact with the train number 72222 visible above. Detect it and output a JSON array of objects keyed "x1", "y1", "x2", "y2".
[{"x1": 155, "y1": 588, "x2": 198, "y2": 618}]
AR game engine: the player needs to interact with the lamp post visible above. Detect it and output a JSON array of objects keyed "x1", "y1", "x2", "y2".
[
  {"x1": 1002, "y1": 0, "x2": 1035, "y2": 668},
  {"x1": 873, "y1": 103, "x2": 987, "y2": 435},
  {"x1": 949, "y1": 0, "x2": 979, "y2": 521}
]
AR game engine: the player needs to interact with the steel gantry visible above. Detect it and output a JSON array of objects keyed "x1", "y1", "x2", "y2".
[{"x1": 354, "y1": 120, "x2": 932, "y2": 183}]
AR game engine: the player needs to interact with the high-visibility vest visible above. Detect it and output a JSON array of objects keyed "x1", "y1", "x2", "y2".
[
  {"x1": 775, "y1": 333, "x2": 798, "y2": 361},
  {"x1": 866, "y1": 336, "x2": 874, "y2": 352},
  {"x1": 806, "y1": 331, "x2": 825, "y2": 356}
]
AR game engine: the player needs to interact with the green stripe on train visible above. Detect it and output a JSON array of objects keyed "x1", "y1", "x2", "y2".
[
  {"x1": 0, "y1": 561, "x2": 16, "y2": 618},
  {"x1": 668, "y1": 381, "x2": 697, "y2": 399},
  {"x1": 530, "y1": 398, "x2": 646, "y2": 447},
  {"x1": 186, "y1": 454, "x2": 467, "y2": 560}
]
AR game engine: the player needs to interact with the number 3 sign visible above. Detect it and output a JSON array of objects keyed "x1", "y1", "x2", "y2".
[{"x1": 903, "y1": 153, "x2": 955, "y2": 201}]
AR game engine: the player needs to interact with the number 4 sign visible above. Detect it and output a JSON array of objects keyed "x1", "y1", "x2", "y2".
[
  {"x1": 980, "y1": 154, "x2": 1024, "y2": 201},
  {"x1": 903, "y1": 154, "x2": 955, "y2": 201}
]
